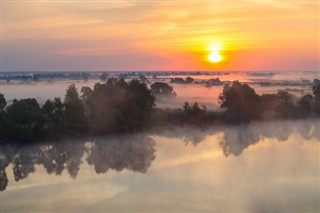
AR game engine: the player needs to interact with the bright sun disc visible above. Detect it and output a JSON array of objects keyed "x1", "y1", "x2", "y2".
[{"x1": 208, "y1": 52, "x2": 222, "y2": 63}]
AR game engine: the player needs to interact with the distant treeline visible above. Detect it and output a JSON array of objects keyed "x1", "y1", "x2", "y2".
[{"x1": 0, "y1": 78, "x2": 319, "y2": 143}]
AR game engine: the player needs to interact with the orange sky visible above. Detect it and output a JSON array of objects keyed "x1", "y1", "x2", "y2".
[{"x1": 1, "y1": 0, "x2": 319, "y2": 71}]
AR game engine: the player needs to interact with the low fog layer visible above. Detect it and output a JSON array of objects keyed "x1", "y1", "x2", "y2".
[
  {"x1": 1, "y1": 119, "x2": 319, "y2": 191},
  {"x1": 1, "y1": 78, "x2": 320, "y2": 143},
  {"x1": 1, "y1": 71, "x2": 318, "y2": 109}
]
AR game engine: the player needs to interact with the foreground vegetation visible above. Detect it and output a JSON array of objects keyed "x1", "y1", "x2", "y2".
[{"x1": 0, "y1": 78, "x2": 319, "y2": 143}]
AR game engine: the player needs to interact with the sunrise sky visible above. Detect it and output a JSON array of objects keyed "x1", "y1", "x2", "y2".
[{"x1": 1, "y1": 0, "x2": 319, "y2": 72}]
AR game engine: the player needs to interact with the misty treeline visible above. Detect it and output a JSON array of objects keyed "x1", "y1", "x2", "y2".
[
  {"x1": 0, "y1": 78, "x2": 155, "y2": 142},
  {"x1": 152, "y1": 79, "x2": 320, "y2": 126},
  {"x1": 0, "y1": 78, "x2": 320, "y2": 143}
]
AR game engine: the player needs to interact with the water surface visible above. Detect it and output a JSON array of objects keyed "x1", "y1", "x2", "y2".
[{"x1": 1, "y1": 120, "x2": 319, "y2": 212}]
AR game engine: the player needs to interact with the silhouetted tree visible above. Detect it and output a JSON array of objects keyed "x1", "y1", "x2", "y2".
[
  {"x1": 313, "y1": 79, "x2": 320, "y2": 98},
  {"x1": 80, "y1": 86, "x2": 93, "y2": 117},
  {"x1": 313, "y1": 79, "x2": 320, "y2": 115},
  {"x1": 186, "y1": 77, "x2": 195, "y2": 84},
  {"x1": 42, "y1": 97, "x2": 65, "y2": 134},
  {"x1": 100, "y1": 73, "x2": 108, "y2": 81},
  {"x1": 298, "y1": 94, "x2": 313, "y2": 117},
  {"x1": 0, "y1": 94, "x2": 7, "y2": 141},
  {"x1": 219, "y1": 81, "x2": 260, "y2": 123},
  {"x1": 275, "y1": 91, "x2": 298, "y2": 119},
  {"x1": 0, "y1": 170, "x2": 8, "y2": 191},
  {"x1": 81, "y1": 78, "x2": 155, "y2": 134},
  {"x1": 4, "y1": 98, "x2": 44, "y2": 142},
  {"x1": 83, "y1": 75, "x2": 89, "y2": 82},
  {"x1": 183, "y1": 102, "x2": 207, "y2": 125},
  {"x1": 64, "y1": 84, "x2": 88, "y2": 132},
  {"x1": 258, "y1": 94, "x2": 277, "y2": 120},
  {"x1": 0, "y1": 93, "x2": 6, "y2": 113},
  {"x1": 122, "y1": 79, "x2": 155, "y2": 131},
  {"x1": 150, "y1": 82, "x2": 176, "y2": 97}
]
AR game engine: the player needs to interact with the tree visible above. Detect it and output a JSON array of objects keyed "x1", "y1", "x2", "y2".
[
  {"x1": 0, "y1": 94, "x2": 6, "y2": 139},
  {"x1": 186, "y1": 77, "x2": 195, "y2": 84},
  {"x1": 42, "y1": 97, "x2": 65, "y2": 134},
  {"x1": 150, "y1": 82, "x2": 176, "y2": 97},
  {"x1": 275, "y1": 91, "x2": 298, "y2": 119},
  {"x1": 183, "y1": 102, "x2": 207, "y2": 125},
  {"x1": 80, "y1": 86, "x2": 93, "y2": 117},
  {"x1": 81, "y1": 78, "x2": 155, "y2": 134},
  {"x1": 0, "y1": 93, "x2": 6, "y2": 113},
  {"x1": 313, "y1": 79, "x2": 320, "y2": 98},
  {"x1": 123, "y1": 79, "x2": 155, "y2": 131},
  {"x1": 0, "y1": 170, "x2": 8, "y2": 191},
  {"x1": 100, "y1": 73, "x2": 108, "y2": 82},
  {"x1": 258, "y1": 94, "x2": 277, "y2": 120},
  {"x1": 81, "y1": 79, "x2": 127, "y2": 134},
  {"x1": 219, "y1": 81, "x2": 260, "y2": 123},
  {"x1": 313, "y1": 79, "x2": 320, "y2": 115},
  {"x1": 4, "y1": 98, "x2": 44, "y2": 142},
  {"x1": 64, "y1": 84, "x2": 87, "y2": 132},
  {"x1": 298, "y1": 94, "x2": 313, "y2": 117}
]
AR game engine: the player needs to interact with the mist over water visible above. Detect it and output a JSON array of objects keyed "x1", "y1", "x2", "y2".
[
  {"x1": 1, "y1": 71, "x2": 318, "y2": 109},
  {"x1": 1, "y1": 119, "x2": 319, "y2": 212}
]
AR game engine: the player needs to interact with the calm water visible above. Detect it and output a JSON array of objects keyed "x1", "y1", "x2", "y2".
[{"x1": 1, "y1": 120, "x2": 319, "y2": 212}]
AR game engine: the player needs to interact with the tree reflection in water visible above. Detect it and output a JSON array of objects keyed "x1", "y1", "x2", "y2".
[
  {"x1": 158, "y1": 119, "x2": 320, "y2": 157},
  {"x1": 219, "y1": 120, "x2": 319, "y2": 157},
  {"x1": 0, "y1": 134, "x2": 156, "y2": 191},
  {"x1": 0, "y1": 119, "x2": 319, "y2": 191},
  {"x1": 87, "y1": 135, "x2": 156, "y2": 174}
]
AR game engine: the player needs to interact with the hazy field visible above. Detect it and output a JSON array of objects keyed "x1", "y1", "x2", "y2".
[{"x1": 1, "y1": 71, "x2": 318, "y2": 110}]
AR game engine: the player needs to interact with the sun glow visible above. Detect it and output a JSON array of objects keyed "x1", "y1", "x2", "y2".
[
  {"x1": 208, "y1": 42, "x2": 223, "y2": 63},
  {"x1": 208, "y1": 52, "x2": 222, "y2": 63}
]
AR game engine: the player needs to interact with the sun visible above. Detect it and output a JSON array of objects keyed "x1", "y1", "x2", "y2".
[
  {"x1": 208, "y1": 51, "x2": 222, "y2": 63},
  {"x1": 207, "y1": 41, "x2": 223, "y2": 63}
]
